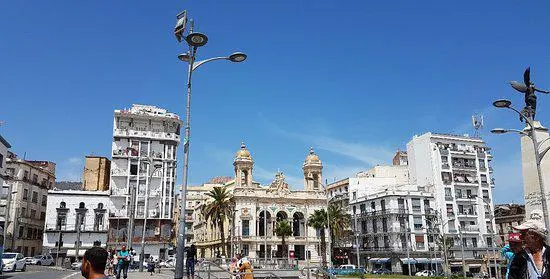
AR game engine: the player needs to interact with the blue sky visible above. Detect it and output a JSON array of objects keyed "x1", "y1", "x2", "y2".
[{"x1": 2, "y1": 1, "x2": 550, "y2": 204}]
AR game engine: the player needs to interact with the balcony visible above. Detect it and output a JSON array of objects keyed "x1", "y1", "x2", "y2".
[
  {"x1": 439, "y1": 149, "x2": 449, "y2": 155},
  {"x1": 458, "y1": 211, "x2": 477, "y2": 218},
  {"x1": 455, "y1": 194, "x2": 477, "y2": 202},
  {"x1": 445, "y1": 195, "x2": 453, "y2": 201},
  {"x1": 113, "y1": 129, "x2": 180, "y2": 142},
  {"x1": 461, "y1": 226, "x2": 480, "y2": 232},
  {"x1": 442, "y1": 163, "x2": 450, "y2": 170}
]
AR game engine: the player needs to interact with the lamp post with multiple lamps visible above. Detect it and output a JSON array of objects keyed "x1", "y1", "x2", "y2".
[
  {"x1": 491, "y1": 98, "x2": 550, "y2": 243},
  {"x1": 173, "y1": 11, "x2": 247, "y2": 279}
]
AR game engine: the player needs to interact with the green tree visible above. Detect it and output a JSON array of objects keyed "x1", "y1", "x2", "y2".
[
  {"x1": 328, "y1": 204, "x2": 351, "y2": 248},
  {"x1": 204, "y1": 186, "x2": 233, "y2": 257},
  {"x1": 274, "y1": 220, "x2": 293, "y2": 257},
  {"x1": 308, "y1": 209, "x2": 328, "y2": 268}
]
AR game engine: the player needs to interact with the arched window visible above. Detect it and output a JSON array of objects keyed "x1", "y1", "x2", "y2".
[
  {"x1": 79, "y1": 202, "x2": 85, "y2": 209},
  {"x1": 97, "y1": 203, "x2": 104, "y2": 209},
  {"x1": 60, "y1": 202, "x2": 66, "y2": 208}
]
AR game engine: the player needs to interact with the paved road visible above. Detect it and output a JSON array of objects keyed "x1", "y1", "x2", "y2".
[
  {"x1": 0, "y1": 265, "x2": 176, "y2": 279},
  {"x1": 0, "y1": 265, "x2": 79, "y2": 279}
]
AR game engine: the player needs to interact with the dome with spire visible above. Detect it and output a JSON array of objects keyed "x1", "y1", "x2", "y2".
[
  {"x1": 235, "y1": 141, "x2": 252, "y2": 159},
  {"x1": 304, "y1": 147, "x2": 322, "y2": 165}
]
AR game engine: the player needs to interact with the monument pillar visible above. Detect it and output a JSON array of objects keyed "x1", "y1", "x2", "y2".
[{"x1": 521, "y1": 121, "x2": 550, "y2": 222}]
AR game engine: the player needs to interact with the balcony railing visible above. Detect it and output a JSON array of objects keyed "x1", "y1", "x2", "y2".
[
  {"x1": 445, "y1": 195, "x2": 454, "y2": 201},
  {"x1": 113, "y1": 129, "x2": 180, "y2": 142},
  {"x1": 461, "y1": 226, "x2": 480, "y2": 232}
]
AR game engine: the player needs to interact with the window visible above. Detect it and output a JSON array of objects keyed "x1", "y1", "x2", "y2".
[
  {"x1": 32, "y1": 174, "x2": 38, "y2": 183},
  {"x1": 0, "y1": 154, "x2": 3, "y2": 168},
  {"x1": 424, "y1": 199, "x2": 430, "y2": 213},
  {"x1": 32, "y1": 191, "x2": 38, "y2": 203},
  {"x1": 381, "y1": 200, "x2": 386, "y2": 211},
  {"x1": 445, "y1": 188, "x2": 452, "y2": 199},
  {"x1": 462, "y1": 238, "x2": 467, "y2": 247},
  {"x1": 382, "y1": 218, "x2": 388, "y2": 231},
  {"x1": 130, "y1": 164, "x2": 138, "y2": 175},
  {"x1": 76, "y1": 213, "x2": 85, "y2": 230},
  {"x1": 371, "y1": 202, "x2": 376, "y2": 210},
  {"x1": 23, "y1": 170, "x2": 29, "y2": 180},
  {"x1": 372, "y1": 220, "x2": 377, "y2": 233},
  {"x1": 415, "y1": 235, "x2": 425, "y2": 249},
  {"x1": 94, "y1": 212, "x2": 105, "y2": 231},
  {"x1": 30, "y1": 209, "x2": 36, "y2": 219},
  {"x1": 487, "y1": 237, "x2": 493, "y2": 247},
  {"x1": 60, "y1": 202, "x2": 66, "y2": 208},
  {"x1": 479, "y1": 159, "x2": 486, "y2": 169},
  {"x1": 23, "y1": 189, "x2": 28, "y2": 200},
  {"x1": 482, "y1": 190, "x2": 489, "y2": 199},
  {"x1": 352, "y1": 206, "x2": 356, "y2": 215},
  {"x1": 481, "y1": 174, "x2": 488, "y2": 183},
  {"x1": 41, "y1": 195, "x2": 47, "y2": 206},
  {"x1": 40, "y1": 212, "x2": 46, "y2": 220},
  {"x1": 242, "y1": 220, "x2": 250, "y2": 236},
  {"x1": 456, "y1": 189, "x2": 462, "y2": 198},
  {"x1": 413, "y1": 216, "x2": 423, "y2": 230},
  {"x1": 18, "y1": 226, "x2": 24, "y2": 237},
  {"x1": 361, "y1": 220, "x2": 367, "y2": 233},
  {"x1": 56, "y1": 212, "x2": 67, "y2": 229},
  {"x1": 398, "y1": 198, "x2": 405, "y2": 209},
  {"x1": 79, "y1": 202, "x2": 85, "y2": 209},
  {"x1": 359, "y1": 204, "x2": 366, "y2": 213},
  {"x1": 21, "y1": 207, "x2": 26, "y2": 217},
  {"x1": 411, "y1": 198, "x2": 421, "y2": 213},
  {"x1": 446, "y1": 204, "x2": 454, "y2": 216},
  {"x1": 27, "y1": 228, "x2": 33, "y2": 239},
  {"x1": 472, "y1": 238, "x2": 478, "y2": 247},
  {"x1": 137, "y1": 201, "x2": 145, "y2": 217},
  {"x1": 352, "y1": 192, "x2": 356, "y2": 200}
]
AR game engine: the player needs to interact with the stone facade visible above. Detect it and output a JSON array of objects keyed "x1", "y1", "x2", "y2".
[
  {"x1": 494, "y1": 204, "x2": 525, "y2": 244},
  {"x1": 193, "y1": 144, "x2": 328, "y2": 265},
  {"x1": 2, "y1": 152, "x2": 55, "y2": 256},
  {"x1": 82, "y1": 156, "x2": 111, "y2": 191}
]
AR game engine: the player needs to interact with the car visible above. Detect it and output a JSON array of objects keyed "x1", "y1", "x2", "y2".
[
  {"x1": 339, "y1": 264, "x2": 357, "y2": 269},
  {"x1": 24, "y1": 257, "x2": 34, "y2": 264},
  {"x1": 159, "y1": 258, "x2": 176, "y2": 268},
  {"x1": 372, "y1": 268, "x2": 392, "y2": 275},
  {"x1": 415, "y1": 270, "x2": 435, "y2": 276},
  {"x1": 71, "y1": 261, "x2": 82, "y2": 270},
  {"x1": 2, "y1": 253, "x2": 26, "y2": 272},
  {"x1": 29, "y1": 254, "x2": 54, "y2": 266}
]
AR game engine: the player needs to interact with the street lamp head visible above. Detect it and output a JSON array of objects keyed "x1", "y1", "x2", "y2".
[
  {"x1": 228, "y1": 52, "x2": 247, "y2": 63},
  {"x1": 493, "y1": 99, "x2": 512, "y2": 108},
  {"x1": 186, "y1": 32, "x2": 208, "y2": 47},
  {"x1": 491, "y1": 128, "x2": 509, "y2": 134},
  {"x1": 178, "y1": 53, "x2": 191, "y2": 62}
]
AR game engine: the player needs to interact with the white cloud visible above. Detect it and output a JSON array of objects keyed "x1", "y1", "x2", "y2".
[{"x1": 67, "y1": 157, "x2": 83, "y2": 165}]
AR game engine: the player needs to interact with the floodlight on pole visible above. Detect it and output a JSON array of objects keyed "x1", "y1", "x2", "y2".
[
  {"x1": 186, "y1": 32, "x2": 208, "y2": 47},
  {"x1": 490, "y1": 128, "x2": 508, "y2": 134}
]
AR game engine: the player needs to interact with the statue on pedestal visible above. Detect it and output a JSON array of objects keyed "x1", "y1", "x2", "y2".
[{"x1": 510, "y1": 67, "x2": 550, "y2": 121}]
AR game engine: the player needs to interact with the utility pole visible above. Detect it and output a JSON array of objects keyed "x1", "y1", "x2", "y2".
[
  {"x1": 75, "y1": 214, "x2": 82, "y2": 260},
  {"x1": 128, "y1": 183, "x2": 137, "y2": 249},
  {"x1": 354, "y1": 213, "x2": 360, "y2": 268}
]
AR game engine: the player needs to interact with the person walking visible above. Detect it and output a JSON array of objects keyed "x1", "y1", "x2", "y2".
[
  {"x1": 502, "y1": 233, "x2": 524, "y2": 279},
  {"x1": 116, "y1": 245, "x2": 131, "y2": 279},
  {"x1": 508, "y1": 218, "x2": 550, "y2": 279},
  {"x1": 186, "y1": 244, "x2": 197, "y2": 279},
  {"x1": 80, "y1": 247, "x2": 109, "y2": 279}
]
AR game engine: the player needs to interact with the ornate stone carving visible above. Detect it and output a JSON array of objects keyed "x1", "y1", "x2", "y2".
[{"x1": 267, "y1": 171, "x2": 291, "y2": 195}]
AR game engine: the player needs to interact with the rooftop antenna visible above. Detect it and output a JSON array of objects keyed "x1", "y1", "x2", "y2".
[{"x1": 472, "y1": 114, "x2": 484, "y2": 137}]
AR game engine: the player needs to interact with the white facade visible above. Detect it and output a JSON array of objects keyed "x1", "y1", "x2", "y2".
[
  {"x1": 407, "y1": 133, "x2": 497, "y2": 272},
  {"x1": 349, "y1": 185, "x2": 437, "y2": 273},
  {"x1": 348, "y1": 165, "x2": 409, "y2": 202},
  {"x1": 0, "y1": 135, "x2": 11, "y2": 254},
  {"x1": 43, "y1": 190, "x2": 113, "y2": 260},
  {"x1": 108, "y1": 104, "x2": 182, "y2": 259}
]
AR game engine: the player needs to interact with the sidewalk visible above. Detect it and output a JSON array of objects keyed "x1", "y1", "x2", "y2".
[{"x1": 114, "y1": 269, "x2": 175, "y2": 279}]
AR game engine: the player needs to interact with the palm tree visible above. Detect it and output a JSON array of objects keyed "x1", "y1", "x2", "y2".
[
  {"x1": 204, "y1": 187, "x2": 233, "y2": 257},
  {"x1": 328, "y1": 204, "x2": 351, "y2": 249},
  {"x1": 274, "y1": 220, "x2": 293, "y2": 257},
  {"x1": 308, "y1": 209, "x2": 328, "y2": 268}
]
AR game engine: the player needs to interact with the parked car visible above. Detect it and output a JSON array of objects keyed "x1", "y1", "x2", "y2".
[
  {"x1": 23, "y1": 257, "x2": 34, "y2": 264},
  {"x1": 2, "y1": 253, "x2": 26, "y2": 272},
  {"x1": 415, "y1": 270, "x2": 435, "y2": 276},
  {"x1": 71, "y1": 260, "x2": 82, "y2": 270},
  {"x1": 29, "y1": 254, "x2": 54, "y2": 266},
  {"x1": 339, "y1": 264, "x2": 357, "y2": 269},
  {"x1": 372, "y1": 268, "x2": 392, "y2": 275}
]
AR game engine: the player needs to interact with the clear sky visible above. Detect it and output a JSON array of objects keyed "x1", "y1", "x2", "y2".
[{"x1": 2, "y1": 1, "x2": 550, "y2": 204}]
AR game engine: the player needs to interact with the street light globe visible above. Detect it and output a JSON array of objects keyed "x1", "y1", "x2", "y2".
[
  {"x1": 186, "y1": 32, "x2": 208, "y2": 47},
  {"x1": 493, "y1": 99, "x2": 512, "y2": 108},
  {"x1": 229, "y1": 52, "x2": 247, "y2": 63},
  {"x1": 491, "y1": 128, "x2": 508, "y2": 134},
  {"x1": 178, "y1": 53, "x2": 191, "y2": 62}
]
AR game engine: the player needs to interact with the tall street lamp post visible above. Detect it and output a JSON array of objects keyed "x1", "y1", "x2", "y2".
[
  {"x1": 139, "y1": 159, "x2": 163, "y2": 272},
  {"x1": 492, "y1": 98, "x2": 550, "y2": 243},
  {"x1": 173, "y1": 11, "x2": 247, "y2": 279}
]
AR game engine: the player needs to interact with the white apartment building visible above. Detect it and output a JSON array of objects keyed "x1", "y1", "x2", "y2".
[
  {"x1": 2, "y1": 152, "x2": 56, "y2": 256},
  {"x1": 349, "y1": 184, "x2": 437, "y2": 274},
  {"x1": 108, "y1": 104, "x2": 182, "y2": 260},
  {"x1": 43, "y1": 190, "x2": 113, "y2": 263},
  {"x1": 407, "y1": 133, "x2": 497, "y2": 274},
  {"x1": 348, "y1": 165, "x2": 410, "y2": 202}
]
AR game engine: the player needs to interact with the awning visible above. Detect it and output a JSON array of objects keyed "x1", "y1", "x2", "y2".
[
  {"x1": 66, "y1": 249, "x2": 85, "y2": 257},
  {"x1": 401, "y1": 258, "x2": 417, "y2": 264},
  {"x1": 415, "y1": 258, "x2": 430, "y2": 264},
  {"x1": 377, "y1": 258, "x2": 390, "y2": 263},
  {"x1": 468, "y1": 264, "x2": 482, "y2": 268},
  {"x1": 369, "y1": 258, "x2": 380, "y2": 262}
]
